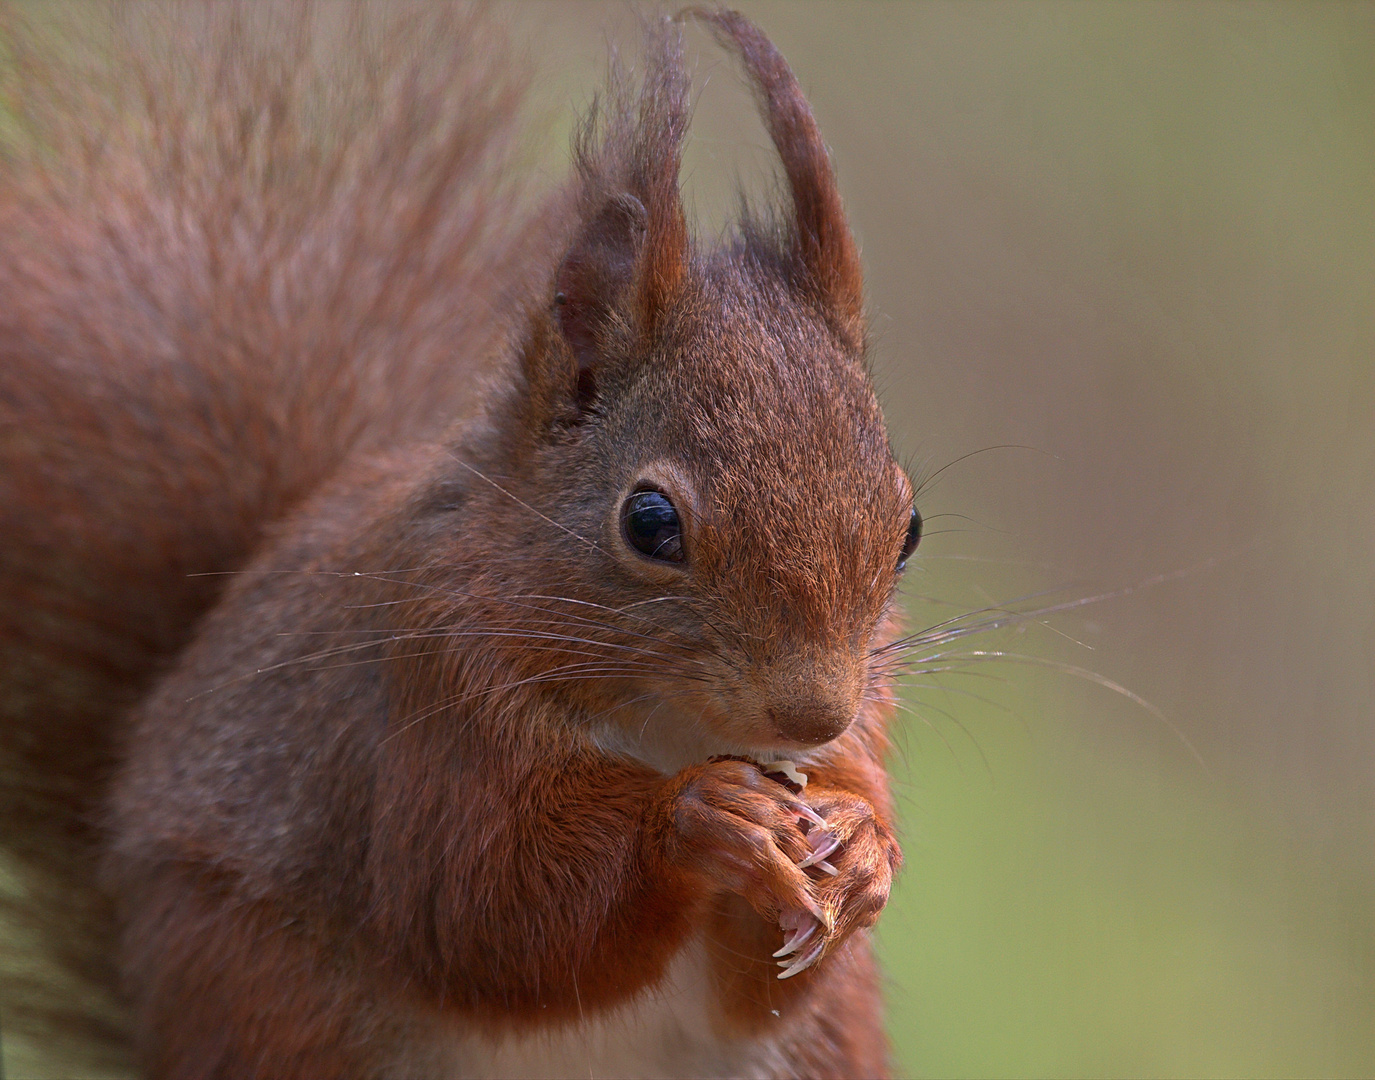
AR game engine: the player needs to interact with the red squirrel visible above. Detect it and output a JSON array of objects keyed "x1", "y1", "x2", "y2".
[{"x1": 0, "y1": 5, "x2": 917, "y2": 1076}]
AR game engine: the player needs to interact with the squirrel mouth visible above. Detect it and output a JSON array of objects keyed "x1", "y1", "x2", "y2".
[{"x1": 708, "y1": 754, "x2": 809, "y2": 794}]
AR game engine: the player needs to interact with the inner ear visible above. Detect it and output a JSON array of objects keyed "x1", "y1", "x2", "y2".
[{"x1": 555, "y1": 192, "x2": 648, "y2": 404}]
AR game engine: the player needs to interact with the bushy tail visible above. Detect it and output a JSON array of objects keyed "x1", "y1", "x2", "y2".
[{"x1": 0, "y1": 4, "x2": 541, "y2": 1069}]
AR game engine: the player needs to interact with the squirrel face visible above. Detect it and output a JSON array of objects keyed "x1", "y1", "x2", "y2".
[
  {"x1": 445, "y1": 14, "x2": 916, "y2": 765},
  {"x1": 591, "y1": 265, "x2": 913, "y2": 752}
]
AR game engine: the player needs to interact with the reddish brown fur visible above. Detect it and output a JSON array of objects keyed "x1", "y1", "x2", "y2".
[{"x1": 2, "y1": 5, "x2": 911, "y2": 1076}]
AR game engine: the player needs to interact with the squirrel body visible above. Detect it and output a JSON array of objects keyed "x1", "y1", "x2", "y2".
[{"x1": 0, "y1": 6, "x2": 911, "y2": 1076}]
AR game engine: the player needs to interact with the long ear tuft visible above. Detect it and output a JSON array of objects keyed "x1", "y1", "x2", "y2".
[
  {"x1": 692, "y1": 8, "x2": 865, "y2": 346},
  {"x1": 554, "y1": 19, "x2": 689, "y2": 400},
  {"x1": 625, "y1": 19, "x2": 690, "y2": 326}
]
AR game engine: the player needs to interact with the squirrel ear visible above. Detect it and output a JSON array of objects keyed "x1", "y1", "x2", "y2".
[
  {"x1": 555, "y1": 192, "x2": 649, "y2": 401},
  {"x1": 696, "y1": 10, "x2": 865, "y2": 347},
  {"x1": 549, "y1": 18, "x2": 689, "y2": 411}
]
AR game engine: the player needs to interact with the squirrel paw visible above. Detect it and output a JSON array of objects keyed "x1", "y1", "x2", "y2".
[
  {"x1": 773, "y1": 788, "x2": 900, "y2": 979},
  {"x1": 662, "y1": 758, "x2": 830, "y2": 928}
]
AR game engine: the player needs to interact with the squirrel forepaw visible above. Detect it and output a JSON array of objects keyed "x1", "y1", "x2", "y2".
[{"x1": 773, "y1": 788, "x2": 901, "y2": 979}]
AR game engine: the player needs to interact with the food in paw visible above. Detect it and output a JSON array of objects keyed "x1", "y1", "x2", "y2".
[
  {"x1": 759, "y1": 758, "x2": 808, "y2": 794},
  {"x1": 706, "y1": 754, "x2": 808, "y2": 795}
]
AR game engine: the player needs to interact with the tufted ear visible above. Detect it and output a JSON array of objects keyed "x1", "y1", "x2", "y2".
[
  {"x1": 695, "y1": 9, "x2": 865, "y2": 347},
  {"x1": 545, "y1": 18, "x2": 689, "y2": 412},
  {"x1": 554, "y1": 192, "x2": 648, "y2": 405}
]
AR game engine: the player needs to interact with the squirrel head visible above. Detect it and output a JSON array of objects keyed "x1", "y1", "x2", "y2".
[{"x1": 455, "y1": 11, "x2": 916, "y2": 766}]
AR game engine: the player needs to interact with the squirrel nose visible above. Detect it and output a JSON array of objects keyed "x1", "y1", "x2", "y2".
[
  {"x1": 767, "y1": 702, "x2": 855, "y2": 746},
  {"x1": 750, "y1": 646, "x2": 865, "y2": 746},
  {"x1": 761, "y1": 656, "x2": 863, "y2": 746}
]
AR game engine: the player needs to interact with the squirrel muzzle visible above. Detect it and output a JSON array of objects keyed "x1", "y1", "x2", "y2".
[{"x1": 756, "y1": 651, "x2": 865, "y2": 747}]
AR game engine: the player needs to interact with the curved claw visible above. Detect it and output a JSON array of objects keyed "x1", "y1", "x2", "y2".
[
  {"x1": 799, "y1": 892, "x2": 829, "y2": 927},
  {"x1": 777, "y1": 937, "x2": 825, "y2": 979},
  {"x1": 798, "y1": 833, "x2": 842, "y2": 869},
  {"x1": 772, "y1": 920, "x2": 817, "y2": 958},
  {"x1": 793, "y1": 803, "x2": 828, "y2": 830}
]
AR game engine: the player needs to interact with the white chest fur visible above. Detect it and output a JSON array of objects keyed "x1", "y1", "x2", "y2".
[{"x1": 407, "y1": 939, "x2": 788, "y2": 1080}]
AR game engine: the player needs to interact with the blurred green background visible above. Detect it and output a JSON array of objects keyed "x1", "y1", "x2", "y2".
[
  {"x1": 532, "y1": 2, "x2": 1375, "y2": 1075},
  {"x1": 4, "y1": 3, "x2": 1372, "y2": 1077}
]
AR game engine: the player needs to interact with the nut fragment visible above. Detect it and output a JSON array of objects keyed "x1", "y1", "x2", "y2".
[
  {"x1": 706, "y1": 754, "x2": 808, "y2": 795},
  {"x1": 760, "y1": 759, "x2": 808, "y2": 793}
]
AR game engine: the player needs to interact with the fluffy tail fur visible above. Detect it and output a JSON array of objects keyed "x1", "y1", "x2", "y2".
[{"x1": 0, "y1": 4, "x2": 539, "y2": 1069}]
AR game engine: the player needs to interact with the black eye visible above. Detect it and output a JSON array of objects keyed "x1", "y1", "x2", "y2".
[
  {"x1": 621, "y1": 490, "x2": 685, "y2": 564},
  {"x1": 896, "y1": 506, "x2": 922, "y2": 571}
]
